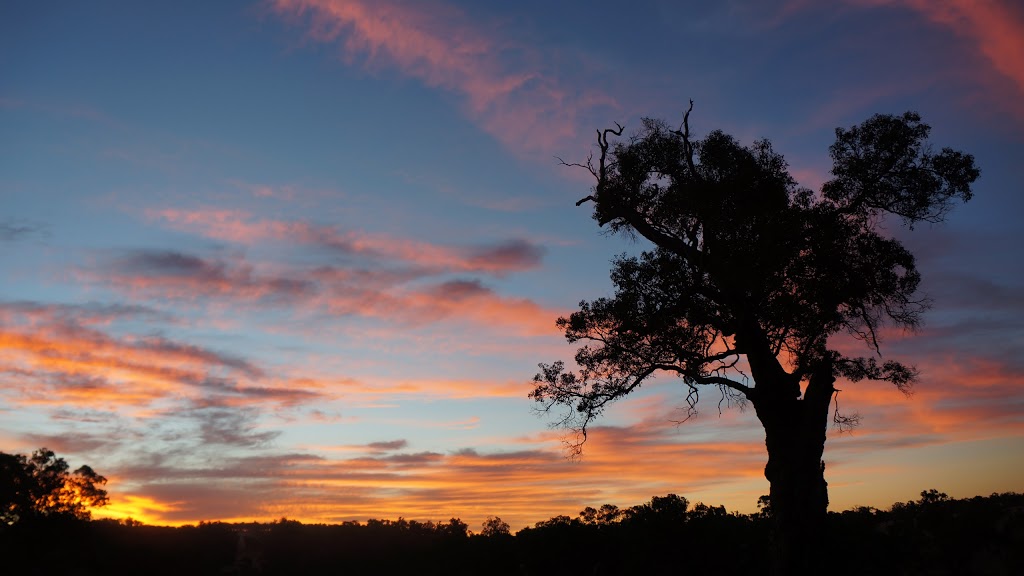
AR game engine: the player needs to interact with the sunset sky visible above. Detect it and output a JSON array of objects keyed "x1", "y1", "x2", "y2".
[{"x1": 2, "y1": 0, "x2": 1022, "y2": 531}]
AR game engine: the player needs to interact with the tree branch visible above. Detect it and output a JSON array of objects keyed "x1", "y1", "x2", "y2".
[
  {"x1": 652, "y1": 363, "x2": 752, "y2": 397},
  {"x1": 672, "y1": 100, "x2": 700, "y2": 180}
]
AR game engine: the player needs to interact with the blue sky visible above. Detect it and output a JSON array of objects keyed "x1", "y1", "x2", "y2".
[{"x1": 2, "y1": 0, "x2": 1022, "y2": 529}]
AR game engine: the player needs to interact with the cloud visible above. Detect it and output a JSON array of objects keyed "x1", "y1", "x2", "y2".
[
  {"x1": 93, "y1": 416, "x2": 766, "y2": 528},
  {"x1": 305, "y1": 271, "x2": 560, "y2": 334},
  {"x1": 898, "y1": 0, "x2": 1024, "y2": 98},
  {"x1": 366, "y1": 439, "x2": 408, "y2": 451},
  {"x1": 0, "y1": 300, "x2": 174, "y2": 326},
  {"x1": 327, "y1": 278, "x2": 557, "y2": 335},
  {"x1": 148, "y1": 208, "x2": 546, "y2": 276},
  {"x1": 189, "y1": 405, "x2": 281, "y2": 448},
  {"x1": 282, "y1": 371, "x2": 531, "y2": 407},
  {"x1": 83, "y1": 243, "x2": 560, "y2": 335},
  {"x1": 841, "y1": 0, "x2": 1024, "y2": 118},
  {"x1": 0, "y1": 301, "x2": 328, "y2": 412},
  {"x1": 0, "y1": 220, "x2": 48, "y2": 242},
  {"x1": 269, "y1": 0, "x2": 615, "y2": 155},
  {"x1": 18, "y1": 431, "x2": 121, "y2": 454},
  {"x1": 465, "y1": 239, "x2": 546, "y2": 274},
  {"x1": 69, "y1": 338, "x2": 1024, "y2": 531},
  {"x1": 125, "y1": 209, "x2": 562, "y2": 334},
  {"x1": 100, "y1": 249, "x2": 315, "y2": 303}
]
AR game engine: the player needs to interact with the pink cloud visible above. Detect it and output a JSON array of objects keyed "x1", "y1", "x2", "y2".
[
  {"x1": 847, "y1": 0, "x2": 1024, "y2": 117},
  {"x1": 130, "y1": 208, "x2": 564, "y2": 334},
  {"x1": 384, "y1": 279, "x2": 557, "y2": 334},
  {"x1": 319, "y1": 374, "x2": 529, "y2": 403},
  {"x1": 835, "y1": 351, "x2": 1024, "y2": 438},
  {"x1": 77, "y1": 247, "x2": 561, "y2": 336},
  {"x1": 270, "y1": 0, "x2": 616, "y2": 155},
  {"x1": 83, "y1": 249, "x2": 315, "y2": 303},
  {"x1": 149, "y1": 208, "x2": 545, "y2": 276},
  {"x1": 898, "y1": 1, "x2": 1024, "y2": 98},
  {"x1": 75, "y1": 248, "x2": 565, "y2": 336},
  {"x1": 306, "y1": 276, "x2": 559, "y2": 336}
]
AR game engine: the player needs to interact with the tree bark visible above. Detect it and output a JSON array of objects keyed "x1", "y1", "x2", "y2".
[{"x1": 754, "y1": 366, "x2": 835, "y2": 575}]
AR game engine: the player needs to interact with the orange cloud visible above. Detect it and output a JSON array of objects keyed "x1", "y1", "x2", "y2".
[
  {"x1": 34, "y1": 335, "x2": 1019, "y2": 532},
  {"x1": 270, "y1": 0, "x2": 615, "y2": 155},
  {"x1": 0, "y1": 302, "x2": 320, "y2": 410},
  {"x1": 834, "y1": 351, "x2": 1024, "y2": 439}
]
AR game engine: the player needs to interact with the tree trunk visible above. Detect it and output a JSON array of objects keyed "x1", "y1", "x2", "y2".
[{"x1": 755, "y1": 367, "x2": 835, "y2": 575}]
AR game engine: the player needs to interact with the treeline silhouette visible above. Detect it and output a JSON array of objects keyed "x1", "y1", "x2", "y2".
[{"x1": 2, "y1": 490, "x2": 1021, "y2": 575}]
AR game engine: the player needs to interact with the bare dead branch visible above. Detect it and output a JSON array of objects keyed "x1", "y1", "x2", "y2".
[{"x1": 831, "y1": 388, "x2": 861, "y2": 433}]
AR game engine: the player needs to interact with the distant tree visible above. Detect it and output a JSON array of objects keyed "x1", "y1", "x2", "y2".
[
  {"x1": 0, "y1": 448, "x2": 109, "y2": 524},
  {"x1": 595, "y1": 503, "x2": 622, "y2": 525},
  {"x1": 578, "y1": 506, "x2": 599, "y2": 525},
  {"x1": 438, "y1": 517, "x2": 469, "y2": 538},
  {"x1": 917, "y1": 488, "x2": 950, "y2": 505},
  {"x1": 533, "y1": 514, "x2": 573, "y2": 529},
  {"x1": 480, "y1": 515, "x2": 511, "y2": 537},
  {"x1": 532, "y1": 104, "x2": 978, "y2": 573},
  {"x1": 687, "y1": 502, "x2": 728, "y2": 520},
  {"x1": 624, "y1": 493, "x2": 690, "y2": 526},
  {"x1": 577, "y1": 504, "x2": 624, "y2": 527},
  {"x1": 756, "y1": 494, "x2": 773, "y2": 519}
]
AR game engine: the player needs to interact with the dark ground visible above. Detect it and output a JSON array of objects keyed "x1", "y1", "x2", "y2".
[{"x1": 2, "y1": 490, "x2": 1022, "y2": 575}]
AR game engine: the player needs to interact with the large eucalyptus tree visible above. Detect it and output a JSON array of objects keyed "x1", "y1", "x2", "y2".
[{"x1": 532, "y1": 104, "x2": 978, "y2": 573}]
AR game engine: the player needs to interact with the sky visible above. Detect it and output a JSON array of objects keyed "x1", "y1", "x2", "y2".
[{"x1": 2, "y1": 0, "x2": 1022, "y2": 531}]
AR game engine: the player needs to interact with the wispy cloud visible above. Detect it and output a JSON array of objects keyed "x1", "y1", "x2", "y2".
[
  {"x1": 87, "y1": 211, "x2": 561, "y2": 334},
  {"x1": 78, "y1": 251, "x2": 559, "y2": 335},
  {"x1": 0, "y1": 220, "x2": 48, "y2": 242},
  {"x1": 0, "y1": 301, "x2": 320, "y2": 410},
  {"x1": 366, "y1": 439, "x2": 408, "y2": 451},
  {"x1": 897, "y1": 1, "x2": 1024, "y2": 97},
  {"x1": 93, "y1": 418, "x2": 766, "y2": 528},
  {"x1": 843, "y1": 0, "x2": 1024, "y2": 118},
  {"x1": 148, "y1": 208, "x2": 546, "y2": 276},
  {"x1": 315, "y1": 278, "x2": 557, "y2": 335},
  {"x1": 97, "y1": 249, "x2": 315, "y2": 303},
  {"x1": 269, "y1": 0, "x2": 616, "y2": 155},
  {"x1": 0, "y1": 300, "x2": 173, "y2": 326}
]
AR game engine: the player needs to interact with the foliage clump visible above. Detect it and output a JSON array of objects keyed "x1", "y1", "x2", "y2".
[{"x1": 0, "y1": 447, "x2": 108, "y2": 525}]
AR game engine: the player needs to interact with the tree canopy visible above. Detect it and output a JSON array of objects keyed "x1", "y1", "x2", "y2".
[
  {"x1": 533, "y1": 106, "x2": 977, "y2": 445},
  {"x1": 0, "y1": 447, "x2": 109, "y2": 524}
]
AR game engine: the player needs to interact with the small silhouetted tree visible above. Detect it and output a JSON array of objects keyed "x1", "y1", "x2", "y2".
[
  {"x1": 439, "y1": 517, "x2": 470, "y2": 538},
  {"x1": 756, "y1": 494, "x2": 773, "y2": 519},
  {"x1": 480, "y1": 516, "x2": 511, "y2": 537},
  {"x1": 532, "y1": 104, "x2": 978, "y2": 573},
  {"x1": 0, "y1": 448, "x2": 109, "y2": 524}
]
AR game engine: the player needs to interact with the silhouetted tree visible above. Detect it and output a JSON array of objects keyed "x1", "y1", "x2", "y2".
[
  {"x1": 532, "y1": 104, "x2": 978, "y2": 573},
  {"x1": 438, "y1": 517, "x2": 470, "y2": 538},
  {"x1": 756, "y1": 494, "x2": 773, "y2": 519},
  {"x1": 595, "y1": 503, "x2": 622, "y2": 525},
  {"x1": 481, "y1": 515, "x2": 511, "y2": 536},
  {"x1": 623, "y1": 493, "x2": 689, "y2": 527},
  {"x1": 0, "y1": 447, "x2": 108, "y2": 524}
]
